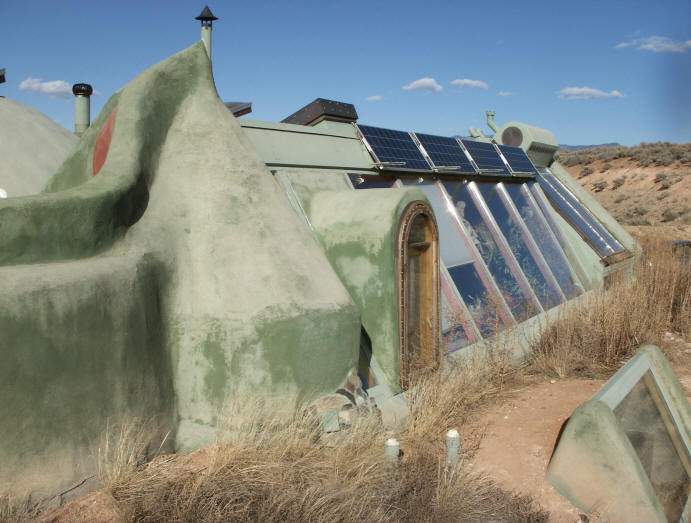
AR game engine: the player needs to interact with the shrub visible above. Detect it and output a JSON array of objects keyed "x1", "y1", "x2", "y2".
[
  {"x1": 592, "y1": 181, "x2": 608, "y2": 192},
  {"x1": 612, "y1": 177, "x2": 625, "y2": 190},
  {"x1": 530, "y1": 236, "x2": 690, "y2": 377},
  {"x1": 662, "y1": 209, "x2": 678, "y2": 222},
  {"x1": 601, "y1": 162, "x2": 612, "y2": 172},
  {"x1": 654, "y1": 172, "x2": 668, "y2": 184},
  {"x1": 579, "y1": 166, "x2": 595, "y2": 178}
]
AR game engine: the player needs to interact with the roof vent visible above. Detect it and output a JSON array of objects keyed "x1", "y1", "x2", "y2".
[{"x1": 282, "y1": 98, "x2": 358, "y2": 126}]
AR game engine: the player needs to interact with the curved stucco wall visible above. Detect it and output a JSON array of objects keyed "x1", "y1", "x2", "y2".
[
  {"x1": 0, "y1": 98, "x2": 77, "y2": 198},
  {"x1": 0, "y1": 42, "x2": 360, "y2": 498}
]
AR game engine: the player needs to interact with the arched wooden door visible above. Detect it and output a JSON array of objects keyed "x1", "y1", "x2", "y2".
[{"x1": 397, "y1": 201, "x2": 440, "y2": 390}]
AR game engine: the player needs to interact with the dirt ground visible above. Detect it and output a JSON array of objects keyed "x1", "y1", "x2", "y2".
[{"x1": 471, "y1": 338, "x2": 691, "y2": 522}]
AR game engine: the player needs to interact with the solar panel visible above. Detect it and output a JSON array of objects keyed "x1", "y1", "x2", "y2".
[
  {"x1": 414, "y1": 133, "x2": 476, "y2": 174},
  {"x1": 356, "y1": 124, "x2": 431, "y2": 171},
  {"x1": 461, "y1": 140, "x2": 510, "y2": 175},
  {"x1": 498, "y1": 145, "x2": 537, "y2": 175}
]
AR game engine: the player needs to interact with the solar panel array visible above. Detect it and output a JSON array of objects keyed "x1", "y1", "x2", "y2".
[
  {"x1": 460, "y1": 140, "x2": 510, "y2": 175},
  {"x1": 356, "y1": 125, "x2": 431, "y2": 171},
  {"x1": 357, "y1": 123, "x2": 539, "y2": 177},
  {"x1": 498, "y1": 145, "x2": 537, "y2": 175},
  {"x1": 414, "y1": 133, "x2": 476, "y2": 174}
]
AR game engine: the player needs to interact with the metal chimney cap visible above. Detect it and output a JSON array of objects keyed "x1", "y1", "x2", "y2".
[
  {"x1": 195, "y1": 6, "x2": 218, "y2": 21},
  {"x1": 72, "y1": 83, "x2": 93, "y2": 96}
]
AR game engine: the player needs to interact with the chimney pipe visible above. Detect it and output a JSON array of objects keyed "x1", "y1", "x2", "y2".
[
  {"x1": 486, "y1": 110, "x2": 499, "y2": 133},
  {"x1": 72, "y1": 83, "x2": 93, "y2": 137},
  {"x1": 195, "y1": 6, "x2": 218, "y2": 59}
]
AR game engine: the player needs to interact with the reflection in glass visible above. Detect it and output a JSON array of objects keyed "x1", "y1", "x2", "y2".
[
  {"x1": 402, "y1": 179, "x2": 510, "y2": 337},
  {"x1": 475, "y1": 182, "x2": 562, "y2": 310},
  {"x1": 443, "y1": 181, "x2": 538, "y2": 321},
  {"x1": 441, "y1": 280, "x2": 473, "y2": 353},
  {"x1": 447, "y1": 263, "x2": 500, "y2": 337},
  {"x1": 536, "y1": 173, "x2": 615, "y2": 257},
  {"x1": 543, "y1": 172, "x2": 625, "y2": 253},
  {"x1": 614, "y1": 373, "x2": 690, "y2": 522},
  {"x1": 504, "y1": 183, "x2": 584, "y2": 299}
]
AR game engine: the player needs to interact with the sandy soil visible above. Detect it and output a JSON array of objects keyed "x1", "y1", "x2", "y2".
[
  {"x1": 471, "y1": 340, "x2": 691, "y2": 522},
  {"x1": 564, "y1": 157, "x2": 691, "y2": 241}
]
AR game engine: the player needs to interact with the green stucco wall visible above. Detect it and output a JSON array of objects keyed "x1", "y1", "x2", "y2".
[{"x1": 0, "y1": 42, "x2": 360, "y2": 498}]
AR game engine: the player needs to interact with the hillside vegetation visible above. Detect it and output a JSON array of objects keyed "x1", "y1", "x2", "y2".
[{"x1": 557, "y1": 142, "x2": 691, "y2": 237}]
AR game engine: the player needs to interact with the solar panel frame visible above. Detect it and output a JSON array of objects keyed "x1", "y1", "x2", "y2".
[
  {"x1": 460, "y1": 139, "x2": 511, "y2": 175},
  {"x1": 413, "y1": 132, "x2": 477, "y2": 174},
  {"x1": 497, "y1": 145, "x2": 538, "y2": 176},
  {"x1": 356, "y1": 124, "x2": 432, "y2": 172}
]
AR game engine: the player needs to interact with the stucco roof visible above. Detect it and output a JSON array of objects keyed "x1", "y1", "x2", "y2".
[{"x1": 0, "y1": 97, "x2": 77, "y2": 197}]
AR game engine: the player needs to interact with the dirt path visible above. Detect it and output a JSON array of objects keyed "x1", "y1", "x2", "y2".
[{"x1": 471, "y1": 379, "x2": 604, "y2": 521}]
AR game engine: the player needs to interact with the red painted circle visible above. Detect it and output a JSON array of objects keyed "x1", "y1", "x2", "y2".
[{"x1": 93, "y1": 106, "x2": 117, "y2": 176}]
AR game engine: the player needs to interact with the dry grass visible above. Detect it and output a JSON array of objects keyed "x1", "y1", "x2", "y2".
[
  {"x1": 94, "y1": 236, "x2": 689, "y2": 522},
  {"x1": 530, "y1": 235, "x2": 690, "y2": 378},
  {"x1": 101, "y1": 358, "x2": 546, "y2": 522},
  {"x1": 0, "y1": 494, "x2": 37, "y2": 523}
]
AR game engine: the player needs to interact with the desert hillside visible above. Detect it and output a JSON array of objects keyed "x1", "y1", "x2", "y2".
[{"x1": 556, "y1": 142, "x2": 691, "y2": 241}]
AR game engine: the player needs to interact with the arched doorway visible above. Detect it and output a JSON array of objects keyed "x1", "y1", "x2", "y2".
[{"x1": 397, "y1": 201, "x2": 440, "y2": 390}]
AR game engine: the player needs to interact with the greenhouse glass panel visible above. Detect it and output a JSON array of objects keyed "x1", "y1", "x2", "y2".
[
  {"x1": 440, "y1": 271, "x2": 477, "y2": 353},
  {"x1": 401, "y1": 179, "x2": 512, "y2": 336},
  {"x1": 542, "y1": 172, "x2": 624, "y2": 253},
  {"x1": 503, "y1": 183, "x2": 584, "y2": 299},
  {"x1": 443, "y1": 181, "x2": 539, "y2": 321},
  {"x1": 447, "y1": 262, "x2": 504, "y2": 337},
  {"x1": 536, "y1": 173, "x2": 614, "y2": 257},
  {"x1": 475, "y1": 182, "x2": 563, "y2": 310}
]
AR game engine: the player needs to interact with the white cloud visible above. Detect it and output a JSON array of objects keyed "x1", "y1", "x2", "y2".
[
  {"x1": 450, "y1": 78, "x2": 488, "y2": 89},
  {"x1": 366, "y1": 95, "x2": 382, "y2": 101},
  {"x1": 615, "y1": 35, "x2": 691, "y2": 53},
  {"x1": 498, "y1": 91, "x2": 514, "y2": 97},
  {"x1": 557, "y1": 86, "x2": 625, "y2": 100},
  {"x1": 19, "y1": 77, "x2": 72, "y2": 99},
  {"x1": 402, "y1": 77, "x2": 442, "y2": 93}
]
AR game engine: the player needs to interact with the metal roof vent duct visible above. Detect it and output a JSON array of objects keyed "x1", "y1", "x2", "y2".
[
  {"x1": 72, "y1": 83, "x2": 93, "y2": 137},
  {"x1": 282, "y1": 98, "x2": 358, "y2": 126},
  {"x1": 495, "y1": 121, "x2": 558, "y2": 167},
  {"x1": 195, "y1": 6, "x2": 218, "y2": 59}
]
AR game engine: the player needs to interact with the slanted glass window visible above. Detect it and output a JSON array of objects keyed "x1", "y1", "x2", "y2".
[
  {"x1": 440, "y1": 270, "x2": 477, "y2": 353},
  {"x1": 400, "y1": 180, "x2": 512, "y2": 337},
  {"x1": 443, "y1": 181, "x2": 539, "y2": 321},
  {"x1": 503, "y1": 183, "x2": 584, "y2": 299},
  {"x1": 476, "y1": 183, "x2": 563, "y2": 310},
  {"x1": 614, "y1": 372, "x2": 690, "y2": 522},
  {"x1": 537, "y1": 170, "x2": 625, "y2": 258}
]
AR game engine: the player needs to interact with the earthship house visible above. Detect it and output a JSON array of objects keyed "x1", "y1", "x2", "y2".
[{"x1": 0, "y1": 7, "x2": 637, "y2": 501}]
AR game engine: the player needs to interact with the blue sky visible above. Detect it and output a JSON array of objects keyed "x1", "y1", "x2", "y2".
[{"x1": 2, "y1": 1, "x2": 689, "y2": 146}]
